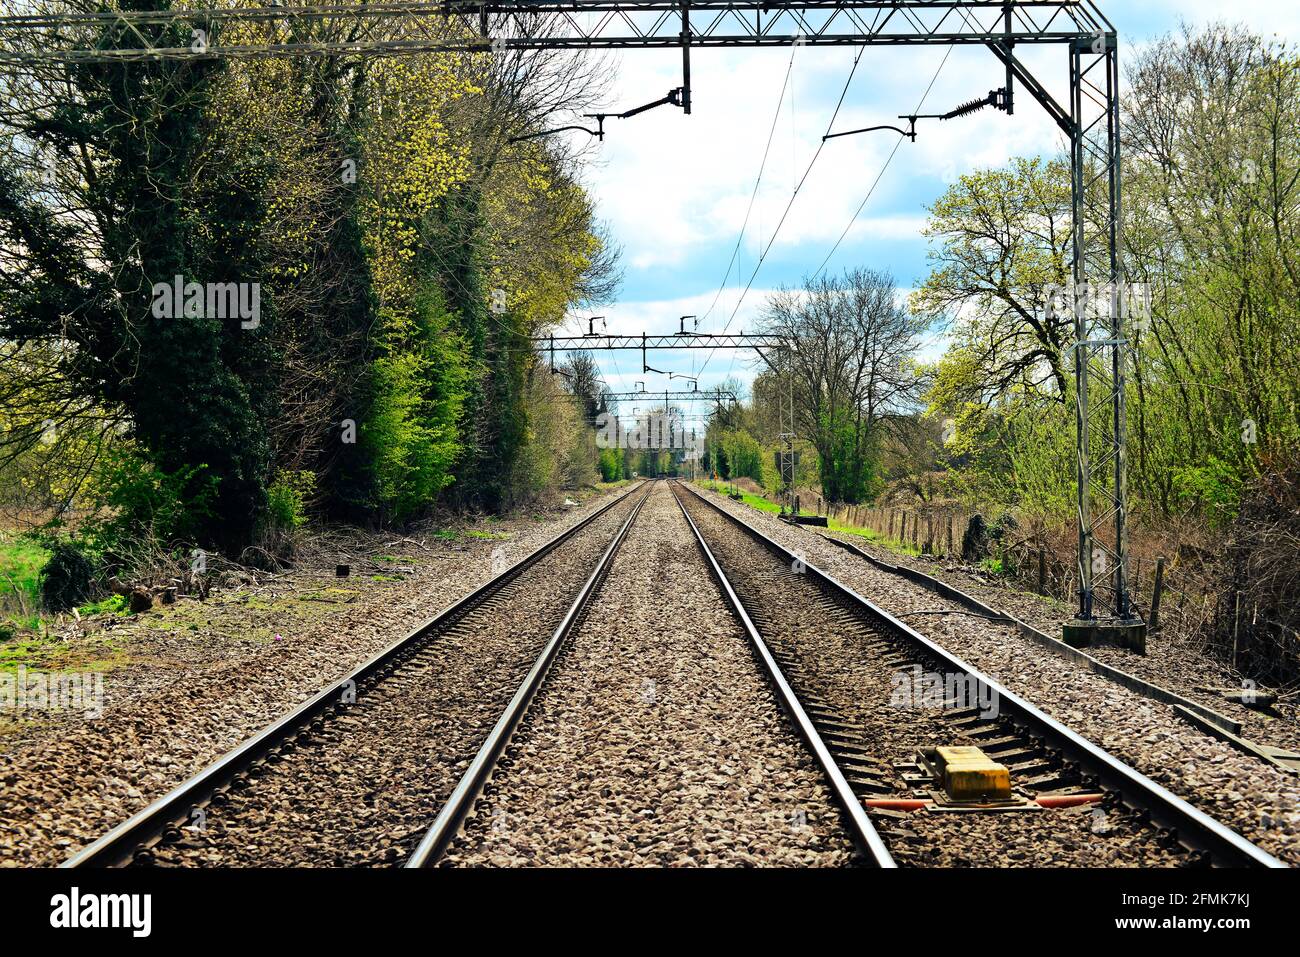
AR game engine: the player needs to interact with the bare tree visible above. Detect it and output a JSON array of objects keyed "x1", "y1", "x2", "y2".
[{"x1": 759, "y1": 268, "x2": 931, "y2": 502}]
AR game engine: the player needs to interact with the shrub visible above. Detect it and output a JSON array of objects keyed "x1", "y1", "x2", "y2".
[
  {"x1": 598, "y1": 448, "x2": 624, "y2": 483},
  {"x1": 85, "y1": 445, "x2": 218, "y2": 550},
  {"x1": 266, "y1": 469, "x2": 316, "y2": 531},
  {"x1": 961, "y1": 513, "x2": 990, "y2": 561},
  {"x1": 40, "y1": 539, "x2": 96, "y2": 612}
]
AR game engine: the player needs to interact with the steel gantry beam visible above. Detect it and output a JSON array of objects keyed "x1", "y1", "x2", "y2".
[
  {"x1": 536, "y1": 332, "x2": 784, "y2": 350},
  {"x1": 603, "y1": 389, "x2": 736, "y2": 403},
  {"x1": 0, "y1": 3, "x2": 1113, "y2": 63},
  {"x1": 537, "y1": 331, "x2": 786, "y2": 379},
  {"x1": 0, "y1": 1, "x2": 1138, "y2": 636}
]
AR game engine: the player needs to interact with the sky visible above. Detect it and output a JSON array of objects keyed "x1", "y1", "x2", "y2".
[{"x1": 545, "y1": 0, "x2": 1299, "y2": 423}]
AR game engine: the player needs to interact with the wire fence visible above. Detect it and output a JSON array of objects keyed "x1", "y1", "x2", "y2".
[{"x1": 817, "y1": 499, "x2": 1300, "y2": 686}]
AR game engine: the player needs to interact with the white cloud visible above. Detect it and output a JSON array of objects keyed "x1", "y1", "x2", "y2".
[
  {"x1": 569, "y1": 43, "x2": 1067, "y2": 278},
  {"x1": 1135, "y1": 1, "x2": 1300, "y2": 40},
  {"x1": 557, "y1": 3, "x2": 1294, "y2": 391}
]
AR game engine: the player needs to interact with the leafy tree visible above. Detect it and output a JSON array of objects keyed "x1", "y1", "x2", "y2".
[{"x1": 0, "y1": 16, "x2": 272, "y2": 551}]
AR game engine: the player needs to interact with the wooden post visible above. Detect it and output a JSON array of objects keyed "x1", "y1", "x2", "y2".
[
  {"x1": 1149, "y1": 557, "x2": 1166, "y2": 632},
  {"x1": 1037, "y1": 548, "x2": 1046, "y2": 595},
  {"x1": 1231, "y1": 589, "x2": 1241, "y2": 670}
]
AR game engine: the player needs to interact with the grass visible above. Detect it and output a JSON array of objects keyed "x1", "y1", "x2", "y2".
[
  {"x1": 76, "y1": 594, "x2": 127, "y2": 617},
  {"x1": 300, "y1": 587, "x2": 360, "y2": 603},
  {"x1": 0, "y1": 533, "x2": 49, "y2": 633},
  {"x1": 0, "y1": 628, "x2": 128, "y2": 675},
  {"x1": 980, "y1": 555, "x2": 1012, "y2": 575},
  {"x1": 697, "y1": 480, "x2": 927, "y2": 558},
  {"x1": 699, "y1": 481, "x2": 783, "y2": 516},
  {"x1": 826, "y1": 515, "x2": 924, "y2": 557},
  {"x1": 735, "y1": 489, "x2": 782, "y2": 515},
  {"x1": 466, "y1": 529, "x2": 511, "y2": 541}
]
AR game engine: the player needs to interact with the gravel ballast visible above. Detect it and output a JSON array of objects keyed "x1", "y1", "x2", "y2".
[
  {"x1": 441, "y1": 482, "x2": 857, "y2": 867},
  {"x1": 691, "y1": 484, "x2": 1300, "y2": 865},
  {"x1": 678, "y1": 486, "x2": 1191, "y2": 867},
  {"x1": 0, "y1": 483, "x2": 642, "y2": 867},
  {"x1": 824, "y1": 529, "x2": 1300, "y2": 756}
]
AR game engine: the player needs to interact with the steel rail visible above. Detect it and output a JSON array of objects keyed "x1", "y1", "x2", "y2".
[
  {"x1": 405, "y1": 483, "x2": 653, "y2": 867},
  {"x1": 667, "y1": 481, "x2": 896, "y2": 866},
  {"x1": 818, "y1": 533, "x2": 1245, "y2": 734},
  {"x1": 62, "y1": 480, "x2": 647, "y2": 868},
  {"x1": 676, "y1": 482, "x2": 1286, "y2": 869}
]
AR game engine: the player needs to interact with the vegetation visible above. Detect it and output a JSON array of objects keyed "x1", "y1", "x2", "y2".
[
  {"x1": 0, "y1": 534, "x2": 47, "y2": 634},
  {"x1": 758, "y1": 267, "x2": 930, "y2": 503},
  {"x1": 688, "y1": 25, "x2": 1299, "y2": 680},
  {"x1": 1, "y1": 16, "x2": 1295, "y2": 681},
  {"x1": 915, "y1": 26, "x2": 1299, "y2": 526},
  {"x1": 0, "y1": 7, "x2": 620, "y2": 623}
]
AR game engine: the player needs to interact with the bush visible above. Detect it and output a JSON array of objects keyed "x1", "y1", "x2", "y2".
[
  {"x1": 720, "y1": 429, "x2": 764, "y2": 484},
  {"x1": 988, "y1": 512, "x2": 1019, "y2": 543},
  {"x1": 598, "y1": 448, "x2": 624, "y2": 482},
  {"x1": 1219, "y1": 456, "x2": 1300, "y2": 682},
  {"x1": 266, "y1": 469, "x2": 316, "y2": 531},
  {"x1": 961, "y1": 513, "x2": 990, "y2": 561},
  {"x1": 40, "y1": 539, "x2": 96, "y2": 613},
  {"x1": 85, "y1": 445, "x2": 218, "y2": 550}
]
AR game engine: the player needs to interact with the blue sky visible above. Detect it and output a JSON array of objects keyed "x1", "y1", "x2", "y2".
[{"x1": 552, "y1": 1, "x2": 1299, "y2": 421}]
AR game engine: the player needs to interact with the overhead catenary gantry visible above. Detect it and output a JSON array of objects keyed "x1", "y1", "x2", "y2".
[
  {"x1": 537, "y1": 330, "x2": 786, "y2": 379},
  {"x1": 0, "y1": 3, "x2": 1112, "y2": 62},
  {"x1": 603, "y1": 389, "x2": 736, "y2": 403},
  {"x1": 0, "y1": 1, "x2": 1139, "y2": 640}
]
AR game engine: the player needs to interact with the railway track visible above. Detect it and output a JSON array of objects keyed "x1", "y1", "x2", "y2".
[
  {"x1": 62, "y1": 477, "x2": 1284, "y2": 868},
  {"x1": 410, "y1": 479, "x2": 877, "y2": 867},
  {"x1": 61, "y1": 481, "x2": 651, "y2": 867},
  {"x1": 671, "y1": 481, "x2": 1284, "y2": 868}
]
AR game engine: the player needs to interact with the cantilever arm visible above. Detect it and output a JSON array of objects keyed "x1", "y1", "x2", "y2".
[
  {"x1": 823, "y1": 117, "x2": 918, "y2": 142},
  {"x1": 510, "y1": 87, "x2": 684, "y2": 144},
  {"x1": 616, "y1": 87, "x2": 684, "y2": 118},
  {"x1": 509, "y1": 121, "x2": 605, "y2": 144}
]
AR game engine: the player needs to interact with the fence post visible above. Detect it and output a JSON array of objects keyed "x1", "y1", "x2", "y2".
[
  {"x1": 1231, "y1": 589, "x2": 1241, "y2": 670},
  {"x1": 1149, "y1": 557, "x2": 1166, "y2": 633},
  {"x1": 1038, "y1": 547, "x2": 1046, "y2": 596}
]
